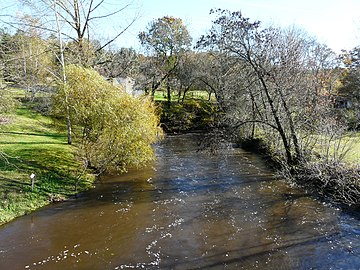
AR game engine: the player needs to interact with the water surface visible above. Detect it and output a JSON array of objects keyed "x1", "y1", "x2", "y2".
[{"x1": 0, "y1": 134, "x2": 359, "y2": 269}]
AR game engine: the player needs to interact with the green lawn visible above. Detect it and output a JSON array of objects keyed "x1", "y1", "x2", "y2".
[
  {"x1": 153, "y1": 89, "x2": 213, "y2": 102},
  {"x1": 342, "y1": 133, "x2": 360, "y2": 164},
  {"x1": 0, "y1": 100, "x2": 94, "y2": 225},
  {"x1": 306, "y1": 132, "x2": 360, "y2": 164}
]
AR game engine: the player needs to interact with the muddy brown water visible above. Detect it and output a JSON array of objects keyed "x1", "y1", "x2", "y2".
[{"x1": 0, "y1": 134, "x2": 359, "y2": 270}]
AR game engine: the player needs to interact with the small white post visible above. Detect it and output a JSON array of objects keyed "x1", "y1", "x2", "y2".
[{"x1": 30, "y1": 173, "x2": 36, "y2": 191}]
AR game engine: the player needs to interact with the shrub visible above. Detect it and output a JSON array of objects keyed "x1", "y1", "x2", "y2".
[{"x1": 53, "y1": 65, "x2": 162, "y2": 173}]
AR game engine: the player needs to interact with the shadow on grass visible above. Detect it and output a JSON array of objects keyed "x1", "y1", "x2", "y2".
[
  {"x1": 0, "y1": 176, "x2": 27, "y2": 195},
  {"x1": 0, "y1": 167, "x2": 89, "y2": 199},
  {"x1": 0, "y1": 147, "x2": 91, "y2": 200},
  {"x1": 0, "y1": 131, "x2": 66, "y2": 138},
  {"x1": 0, "y1": 100, "x2": 93, "y2": 224},
  {"x1": 0, "y1": 142, "x2": 67, "y2": 145}
]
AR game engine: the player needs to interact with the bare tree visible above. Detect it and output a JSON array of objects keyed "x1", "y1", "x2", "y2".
[
  {"x1": 175, "y1": 51, "x2": 199, "y2": 102},
  {"x1": 6, "y1": 0, "x2": 140, "y2": 144},
  {"x1": 98, "y1": 47, "x2": 139, "y2": 79},
  {"x1": 197, "y1": 9, "x2": 340, "y2": 166},
  {"x1": 14, "y1": 0, "x2": 139, "y2": 66},
  {"x1": 196, "y1": 9, "x2": 360, "y2": 205}
]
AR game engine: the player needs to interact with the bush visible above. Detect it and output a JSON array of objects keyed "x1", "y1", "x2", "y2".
[
  {"x1": 159, "y1": 99, "x2": 217, "y2": 133},
  {"x1": 291, "y1": 160, "x2": 360, "y2": 206},
  {"x1": 0, "y1": 86, "x2": 19, "y2": 115},
  {"x1": 53, "y1": 65, "x2": 162, "y2": 173}
]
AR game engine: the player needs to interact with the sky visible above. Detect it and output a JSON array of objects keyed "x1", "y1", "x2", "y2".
[
  {"x1": 114, "y1": 0, "x2": 360, "y2": 53},
  {"x1": 1, "y1": 0, "x2": 360, "y2": 53}
]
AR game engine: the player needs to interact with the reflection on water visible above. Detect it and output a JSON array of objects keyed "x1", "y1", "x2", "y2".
[{"x1": 0, "y1": 134, "x2": 359, "y2": 269}]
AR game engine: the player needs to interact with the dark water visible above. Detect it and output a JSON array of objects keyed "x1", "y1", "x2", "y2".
[{"x1": 0, "y1": 134, "x2": 359, "y2": 270}]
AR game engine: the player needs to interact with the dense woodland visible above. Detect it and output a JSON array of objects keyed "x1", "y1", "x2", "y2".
[{"x1": 0, "y1": 0, "x2": 360, "y2": 217}]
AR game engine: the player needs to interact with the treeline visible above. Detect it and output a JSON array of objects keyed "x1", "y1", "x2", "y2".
[
  {"x1": 196, "y1": 10, "x2": 360, "y2": 206},
  {"x1": 0, "y1": 16, "x2": 217, "y2": 104},
  {"x1": 0, "y1": 0, "x2": 164, "y2": 175},
  {"x1": 0, "y1": 2, "x2": 360, "y2": 205}
]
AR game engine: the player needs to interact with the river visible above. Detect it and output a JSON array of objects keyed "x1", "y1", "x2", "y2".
[{"x1": 0, "y1": 134, "x2": 359, "y2": 269}]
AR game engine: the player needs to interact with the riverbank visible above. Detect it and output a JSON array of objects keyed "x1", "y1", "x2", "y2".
[
  {"x1": 156, "y1": 99, "x2": 217, "y2": 133},
  {"x1": 240, "y1": 137, "x2": 360, "y2": 209},
  {"x1": 1, "y1": 134, "x2": 359, "y2": 269},
  {"x1": 0, "y1": 94, "x2": 214, "y2": 226},
  {"x1": 0, "y1": 101, "x2": 94, "y2": 225},
  {"x1": 1, "y1": 93, "x2": 359, "y2": 225},
  {"x1": 158, "y1": 97, "x2": 360, "y2": 208}
]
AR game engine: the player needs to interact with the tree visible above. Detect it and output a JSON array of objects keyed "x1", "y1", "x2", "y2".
[
  {"x1": 175, "y1": 51, "x2": 202, "y2": 103},
  {"x1": 0, "y1": 79, "x2": 18, "y2": 116},
  {"x1": 196, "y1": 10, "x2": 360, "y2": 205},
  {"x1": 337, "y1": 47, "x2": 360, "y2": 129},
  {"x1": 9, "y1": 0, "x2": 139, "y2": 144},
  {"x1": 194, "y1": 51, "x2": 239, "y2": 111},
  {"x1": 15, "y1": 0, "x2": 139, "y2": 66},
  {"x1": 53, "y1": 65, "x2": 162, "y2": 173},
  {"x1": 98, "y1": 47, "x2": 139, "y2": 79},
  {"x1": 0, "y1": 29, "x2": 14, "y2": 83},
  {"x1": 139, "y1": 16, "x2": 192, "y2": 104},
  {"x1": 198, "y1": 9, "x2": 340, "y2": 166}
]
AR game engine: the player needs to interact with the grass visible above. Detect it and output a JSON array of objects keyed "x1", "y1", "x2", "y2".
[
  {"x1": 340, "y1": 133, "x2": 360, "y2": 164},
  {"x1": 153, "y1": 89, "x2": 214, "y2": 102},
  {"x1": 0, "y1": 92, "x2": 94, "y2": 225},
  {"x1": 303, "y1": 132, "x2": 360, "y2": 164}
]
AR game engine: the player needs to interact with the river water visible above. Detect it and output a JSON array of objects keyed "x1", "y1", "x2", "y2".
[{"x1": 0, "y1": 134, "x2": 359, "y2": 270}]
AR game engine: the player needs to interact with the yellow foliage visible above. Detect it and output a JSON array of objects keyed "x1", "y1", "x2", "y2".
[{"x1": 53, "y1": 65, "x2": 162, "y2": 173}]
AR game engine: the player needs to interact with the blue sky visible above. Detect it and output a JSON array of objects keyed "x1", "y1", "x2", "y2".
[
  {"x1": 1, "y1": 0, "x2": 360, "y2": 53},
  {"x1": 118, "y1": 0, "x2": 360, "y2": 53}
]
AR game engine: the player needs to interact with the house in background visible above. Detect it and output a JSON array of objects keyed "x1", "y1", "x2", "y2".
[{"x1": 111, "y1": 77, "x2": 145, "y2": 97}]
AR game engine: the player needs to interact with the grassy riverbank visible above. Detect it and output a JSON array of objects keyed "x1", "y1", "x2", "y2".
[
  {"x1": 0, "y1": 99, "x2": 94, "y2": 225},
  {"x1": 156, "y1": 99, "x2": 218, "y2": 133},
  {"x1": 1, "y1": 87, "x2": 359, "y2": 225},
  {"x1": 343, "y1": 133, "x2": 360, "y2": 164},
  {"x1": 241, "y1": 134, "x2": 360, "y2": 207}
]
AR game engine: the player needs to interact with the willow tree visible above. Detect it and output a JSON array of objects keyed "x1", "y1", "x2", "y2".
[
  {"x1": 139, "y1": 16, "x2": 192, "y2": 104},
  {"x1": 9, "y1": 0, "x2": 139, "y2": 144},
  {"x1": 53, "y1": 65, "x2": 162, "y2": 173}
]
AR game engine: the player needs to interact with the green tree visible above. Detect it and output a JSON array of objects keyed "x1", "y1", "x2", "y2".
[
  {"x1": 139, "y1": 16, "x2": 192, "y2": 104},
  {"x1": 338, "y1": 47, "x2": 360, "y2": 129},
  {"x1": 20, "y1": 0, "x2": 139, "y2": 144},
  {"x1": 53, "y1": 65, "x2": 162, "y2": 173},
  {"x1": 0, "y1": 29, "x2": 13, "y2": 83},
  {"x1": 0, "y1": 23, "x2": 53, "y2": 87}
]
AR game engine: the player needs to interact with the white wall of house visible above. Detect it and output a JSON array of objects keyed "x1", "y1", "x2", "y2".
[{"x1": 113, "y1": 77, "x2": 144, "y2": 97}]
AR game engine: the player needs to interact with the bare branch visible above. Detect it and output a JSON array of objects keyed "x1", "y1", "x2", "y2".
[
  {"x1": 95, "y1": 12, "x2": 138, "y2": 52},
  {"x1": 88, "y1": 3, "x2": 131, "y2": 21}
]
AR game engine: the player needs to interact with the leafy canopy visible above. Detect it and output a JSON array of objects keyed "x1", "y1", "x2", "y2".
[
  {"x1": 139, "y1": 16, "x2": 192, "y2": 57},
  {"x1": 53, "y1": 65, "x2": 162, "y2": 173}
]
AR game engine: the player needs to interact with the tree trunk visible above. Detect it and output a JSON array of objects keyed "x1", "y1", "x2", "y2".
[
  {"x1": 178, "y1": 84, "x2": 182, "y2": 103},
  {"x1": 66, "y1": 113, "x2": 72, "y2": 144},
  {"x1": 54, "y1": 0, "x2": 72, "y2": 144},
  {"x1": 166, "y1": 76, "x2": 171, "y2": 107},
  {"x1": 278, "y1": 88, "x2": 301, "y2": 162},
  {"x1": 182, "y1": 85, "x2": 191, "y2": 103},
  {"x1": 258, "y1": 75, "x2": 293, "y2": 165}
]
